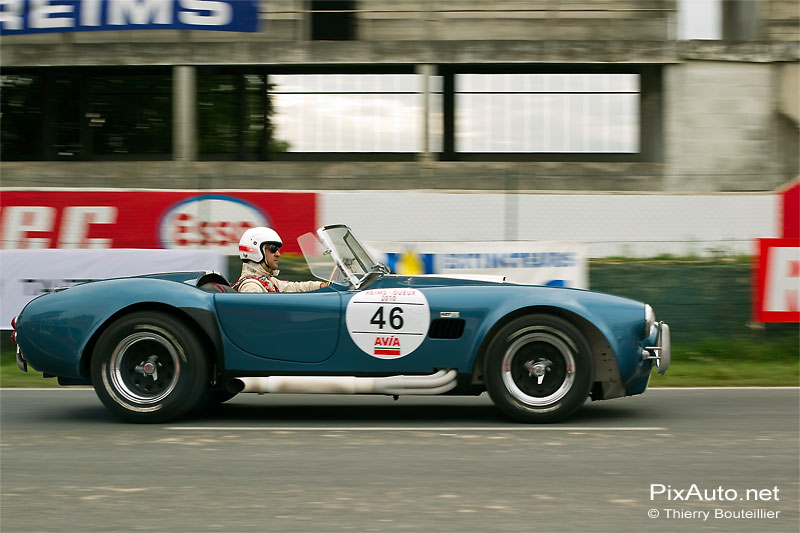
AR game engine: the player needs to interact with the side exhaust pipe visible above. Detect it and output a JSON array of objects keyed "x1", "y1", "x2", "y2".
[{"x1": 230, "y1": 369, "x2": 458, "y2": 396}]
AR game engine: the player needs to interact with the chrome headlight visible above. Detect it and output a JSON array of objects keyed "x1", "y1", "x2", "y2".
[{"x1": 644, "y1": 304, "x2": 656, "y2": 336}]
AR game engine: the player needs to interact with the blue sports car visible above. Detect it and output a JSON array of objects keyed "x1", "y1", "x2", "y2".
[{"x1": 12, "y1": 225, "x2": 670, "y2": 423}]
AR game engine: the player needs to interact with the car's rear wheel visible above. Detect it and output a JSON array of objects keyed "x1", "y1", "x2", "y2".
[
  {"x1": 484, "y1": 314, "x2": 593, "y2": 423},
  {"x1": 91, "y1": 311, "x2": 208, "y2": 423}
]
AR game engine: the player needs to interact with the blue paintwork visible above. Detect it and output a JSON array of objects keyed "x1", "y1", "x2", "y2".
[
  {"x1": 216, "y1": 290, "x2": 342, "y2": 364},
  {"x1": 16, "y1": 270, "x2": 656, "y2": 396},
  {"x1": 17, "y1": 273, "x2": 216, "y2": 378}
]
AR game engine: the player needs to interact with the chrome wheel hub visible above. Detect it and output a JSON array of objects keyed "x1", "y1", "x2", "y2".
[
  {"x1": 524, "y1": 358, "x2": 553, "y2": 385},
  {"x1": 110, "y1": 332, "x2": 180, "y2": 405},
  {"x1": 502, "y1": 331, "x2": 576, "y2": 407},
  {"x1": 135, "y1": 356, "x2": 160, "y2": 381}
]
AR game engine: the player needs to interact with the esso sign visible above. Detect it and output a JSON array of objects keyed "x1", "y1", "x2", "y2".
[
  {"x1": 1, "y1": 190, "x2": 316, "y2": 252},
  {"x1": 159, "y1": 195, "x2": 269, "y2": 251}
]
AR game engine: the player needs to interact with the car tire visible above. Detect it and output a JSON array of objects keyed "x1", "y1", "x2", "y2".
[
  {"x1": 90, "y1": 311, "x2": 209, "y2": 423},
  {"x1": 484, "y1": 314, "x2": 593, "y2": 423}
]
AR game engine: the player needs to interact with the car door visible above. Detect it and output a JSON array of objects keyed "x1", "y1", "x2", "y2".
[{"x1": 214, "y1": 290, "x2": 341, "y2": 363}]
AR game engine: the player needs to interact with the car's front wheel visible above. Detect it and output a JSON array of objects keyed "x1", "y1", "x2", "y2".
[
  {"x1": 91, "y1": 311, "x2": 208, "y2": 423},
  {"x1": 484, "y1": 314, "x2": 593, "y2": 423}
]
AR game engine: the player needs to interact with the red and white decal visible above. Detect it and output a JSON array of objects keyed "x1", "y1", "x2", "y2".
[
  {"x1": 373, "y1": 336, "x2": 402, "y2": 357},
  {"x1": 754, "y1": 238, "x2": 800, "y2": 323},
  {"x1": 345, "y1": 288, "x2": 430, "y2": 359},
  {"x1": 0, "y1": 190, "x2": 317, "y2": 253}
]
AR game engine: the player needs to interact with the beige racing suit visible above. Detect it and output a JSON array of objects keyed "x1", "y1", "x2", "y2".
[{"x1": 232, "y1": 262, "x2": 326, "y2": 293}]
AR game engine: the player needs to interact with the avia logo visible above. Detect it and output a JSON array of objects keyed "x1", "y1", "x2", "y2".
[{"x1": 373, "y1": 336, "x2": 401, "y2": 356}]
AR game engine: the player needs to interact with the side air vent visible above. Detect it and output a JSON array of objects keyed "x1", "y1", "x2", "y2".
[{"x1": 428, "y1": 319, "x2": 465, "y2": 339}]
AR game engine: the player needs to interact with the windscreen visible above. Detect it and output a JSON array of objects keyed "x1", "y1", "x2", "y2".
[
  {"x1": 310, "y1": 226, "x2": 381, "y2": 288},
  {"x1": 297, "y1": 232, "x2": 347, "y2": 286}
]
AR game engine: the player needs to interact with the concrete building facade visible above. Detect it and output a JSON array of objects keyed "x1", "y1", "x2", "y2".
[{"x1": 1, "y1": 0, "x2": 798, "y2": 193}]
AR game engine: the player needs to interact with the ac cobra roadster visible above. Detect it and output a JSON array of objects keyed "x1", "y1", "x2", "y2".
[{"x1": 12, "y1": 224, "x2": 670, "y2": 423}]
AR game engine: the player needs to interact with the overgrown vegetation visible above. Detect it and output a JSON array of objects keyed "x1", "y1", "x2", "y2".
[{"x1": 655, "y1": 336, "x2": 798, "y2": 387}]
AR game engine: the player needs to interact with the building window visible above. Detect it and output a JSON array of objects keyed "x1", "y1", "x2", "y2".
[
  {"x1": 2, "y1": 67, "x2": 654, "y2": 163},
  {"x1": 196, "y1": 69, "x2": 439, "y2": 160},
  {"x1": 677, "y1": 0, "x2": 722, "y2": 40},
  {"x1": 311, "y1": 1, "x2": 356, "y2": 40},
  {"x1": 455, "y1": 73, "x2": 640, "y2": 154},
  {"x1": 197, "y1": 69, "x2": 289, "y2": 160},
  {"x1": 0, "y1": 69, "x2": 171, "y2": 161},
  {"x1": 1, "y1": 74, "x2": 43, "y2": 161},
  {"x1": 87, "y1": 74, "x2": 171, "y2": 157},
  {"x1": 270, "y1": 73, "x2": 437, "y2": 154}
]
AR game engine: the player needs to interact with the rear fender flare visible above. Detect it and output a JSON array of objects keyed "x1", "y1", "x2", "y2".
[{"x1": 79, "y1": 303, "x2": 224, "y2": 381}]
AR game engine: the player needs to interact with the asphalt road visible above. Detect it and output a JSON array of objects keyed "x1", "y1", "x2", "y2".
[{"x1": 1, "y1": 388, "x2": 798, "y2": 533}]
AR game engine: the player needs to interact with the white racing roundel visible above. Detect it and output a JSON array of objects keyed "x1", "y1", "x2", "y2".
[{"x1": 345, "y1": 288, "x2": 430, "y2": 359}]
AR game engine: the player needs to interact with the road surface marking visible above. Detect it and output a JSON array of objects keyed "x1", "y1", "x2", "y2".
[{"x1": 167, "y1": 426, "x2": 667, "y2": 432}]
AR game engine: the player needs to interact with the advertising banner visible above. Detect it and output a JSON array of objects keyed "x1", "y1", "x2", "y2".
[
  {"x1": 753, "y1": 238, "x2": 800, "y2": 323},
  {"x1": 0, "y1": 248, "x2": 226, "y2": 328},
  {"x1": 368, "y1": 241, "x2": 588, "y2": 289},
  {"x1": 0, "y1": 0, "x2": 260, "y2": 35},
  {"x1": 0, "y1": 190, "x2": 317, "y2": 254},
  {"x1": 781, "y1": 181, "x2": 799, "y2": 239}
]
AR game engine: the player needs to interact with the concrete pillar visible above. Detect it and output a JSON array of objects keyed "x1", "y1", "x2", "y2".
[
  {"x1": 417, "y1": 64, "x2": 435, "y2": 162},
  {"x1": 173, "y1": 65, "x2": 196, "y2": 161}
]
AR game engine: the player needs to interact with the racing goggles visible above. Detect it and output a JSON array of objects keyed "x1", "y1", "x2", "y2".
[{"x1": 265, "y1": 243, "x2": 282, "y2": 254}]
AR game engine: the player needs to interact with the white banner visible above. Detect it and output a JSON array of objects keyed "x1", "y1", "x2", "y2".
[
  {"x1": 0, "y1": 249, "x2": 226, "y2": 328},
  {"x1": 368, "y1": 241, "x2": 587, "y2": 289},
  {"x1": 322, "y1": 191, "x2": 778, "y2": 258}
]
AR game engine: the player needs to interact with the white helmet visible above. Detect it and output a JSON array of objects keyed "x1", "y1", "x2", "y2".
[{"x1": 238, "y1": 227, "x2": 282, "y2": 263}]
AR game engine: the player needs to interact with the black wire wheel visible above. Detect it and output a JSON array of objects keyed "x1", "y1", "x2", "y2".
[
  {"x1": 91, "y1": 311, "x2": 209, "y2": 423},
  {"x1": 484, "y1": 314, "x2": 593, "y2": 423}
]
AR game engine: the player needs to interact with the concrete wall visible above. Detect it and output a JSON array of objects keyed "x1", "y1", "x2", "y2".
[
  {"x1": 1, "y1": 2, "x2": 797, "y2": 194},
  {"x1": 762, "y1": 0, "x2": 800, "y2": 41},
  {"x1": 664, "y1": 61, "x2": 786, "y2": 192},
  {"x1": 355, "y1": 0, "x2": 676, "y2": 41},
  {"x1": 1, "y1": 1, "x2": 677, "y2": 44},
  {"x1": 0, "y1": 161, "x2": 667, "y2": 191}
]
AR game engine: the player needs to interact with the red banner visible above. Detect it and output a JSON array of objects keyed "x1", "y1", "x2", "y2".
[
  {"x1": 753, "y1": 238, "x2": 800, "y2": 323},
  {"x1": 0, "y1": 191, "x2": 317, "y2": 254},
  {"x1": 782, "y1": 181, "x2": 799, "y2": 239}
]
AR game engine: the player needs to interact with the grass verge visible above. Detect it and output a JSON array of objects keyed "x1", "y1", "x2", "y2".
[{"x1": 650, "y1": 337, "x2": 799, "y2": 387}]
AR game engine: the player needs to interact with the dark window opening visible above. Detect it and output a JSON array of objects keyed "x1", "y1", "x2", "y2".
[
  {"x1": 311, "y1": 1, "x2": 356, "y2": 40},
  {"x1": 197, "y1": 68, "x2": 289, "y2": 161},
  {"x1": 1, "y1": 68, "x2": 171, "y2": 161},
  {"x1": 1, "y1": 73, "x2": 44, "y2": 160}
]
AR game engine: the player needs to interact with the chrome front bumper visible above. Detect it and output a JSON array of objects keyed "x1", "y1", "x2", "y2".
[
  {"x1": 16, "y1": 346, "x2": 27, "y2": 372},
  {"x1": 643, "y1": 321, "x2": 671, "y2": 375}
]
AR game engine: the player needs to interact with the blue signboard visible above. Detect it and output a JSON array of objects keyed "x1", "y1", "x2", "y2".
[{"x1": 0, "y1": 0, "x2": 260, "y2": 35}]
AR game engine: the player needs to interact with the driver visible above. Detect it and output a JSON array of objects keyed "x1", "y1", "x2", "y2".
[{"x1": 233, "y1": 227, "x2": 331, "y2": 293}]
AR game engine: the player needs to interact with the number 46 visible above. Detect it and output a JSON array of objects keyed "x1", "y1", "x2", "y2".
[{"x1": 370, "y1": 306, "x2": 404, "y2": 330}]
